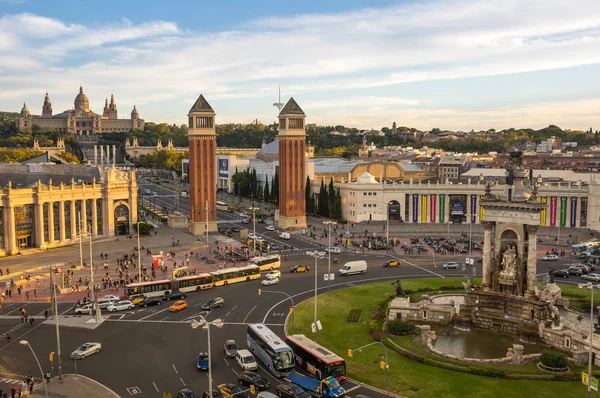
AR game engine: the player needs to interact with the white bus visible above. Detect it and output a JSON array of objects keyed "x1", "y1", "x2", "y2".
[
  {"x1": 249, "y1": 255, "x2": 281, "y2": 272},
  {"x1": 175, "y1": 273, "x2": 214, "y2": 292},
  {"x1": 210, "y1": 265, "x2": 260, "y2": 286},
  {"x1": 216, "y1": 201, "x2": 229, "y2": 211},
  {"x1": 125, "y1": 279, "x2": 172, "y2": 298},
  {"x1": 247, "y1": 323, "x2": 295, "y2": 377}
]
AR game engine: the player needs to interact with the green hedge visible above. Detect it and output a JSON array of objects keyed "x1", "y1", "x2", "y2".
[
  {"x1": 347, "y1": 309, "x2": 362, "y2": 322},
  {"x1": 540, "y1": 350, "x2": 568, "y2": 369},
  {"x1": 465, "y1": 366, "x2": 506, "y2": 378},
  {"x1": 403, "y1": 284, "x2": 464, "y2": 295},
  {"x1": 386, "y1": 319, "x2": 417, "y2": 336}
]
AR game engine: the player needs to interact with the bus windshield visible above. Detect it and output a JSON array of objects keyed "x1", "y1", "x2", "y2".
[
  {"x1": 329, "y1": 363, "x2": 346, "y2": 378},
  {"x1": 275, "y1": 350, "x2": 294, "y2": 370}
]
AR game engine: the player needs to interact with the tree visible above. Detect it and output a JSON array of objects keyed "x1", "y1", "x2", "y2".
[
  {"x1": 54, "y1": 152, "x2": 80, "y2": 164},
  {"x1": 272, "y1": 170, "x2": 279, "y2": 204},
  {"x1": 318, "y1": 179, "x2": 327, "y2": 216},
  {"x1": 328, "y1": 178, "x2": 335, "y2": 218},
  {"x1": 263, "y1": 175, "x2": 270, "y2": 202},
  {"x1": 232, "y1": 170, "x2": 251, "y2": 197},
  {"x1": 305, "y1": 175, "x2": 313, "y2": 214}
]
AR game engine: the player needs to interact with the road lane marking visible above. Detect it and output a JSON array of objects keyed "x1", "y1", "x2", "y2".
[
  {"x1": 388, "y1": 255, "x2": 445, "y2": 279},
  {"x1": 139, "y1": 306, "x2": 170, "y2": 320},
  {"x1": 345, "y1": 386, "x2": 360, "y2": 393},
  {"x1": 223, "y1": 357, "x2": 230, "y2": 366},
  {"x1": 180, "y1": 377, "x2": 186, "y2": 386},
  {"x1": 172, "y1": 364, "x2": 179, "y2": 374},
  {"x1": 152, "y1": 382, "x2": 159, "y2": 392},
  {"x1": 243, "y1": 305, "x2": 257, "y2": 323}
]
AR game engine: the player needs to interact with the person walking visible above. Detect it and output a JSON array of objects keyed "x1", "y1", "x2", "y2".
[{"x1": 10, "y1": 385, "x2": 15, "y2": 398}]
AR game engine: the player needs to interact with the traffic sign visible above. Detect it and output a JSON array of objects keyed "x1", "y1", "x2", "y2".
[
  {"x1": 324, "y1": 274, "x2": 329, "y2": 281},
  {"x1": 329, "y1": 273, "x2": 335, "y2": 281}
]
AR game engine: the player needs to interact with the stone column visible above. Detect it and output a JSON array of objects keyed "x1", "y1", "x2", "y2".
[
  {"x1": 100, "y1": 146, "x2": 104, "y2": 166},
  {"x1": 93, "y1": 145, "x2": 98, "y2": 166},
  {"x1": 81, "y1": 199, "x2": 87, "y2": 233},
  {"x1": 34, "y1": 202, "x2": 45, "y2": 248},
  {"x1": 70, "y1": 200, "x2": 77, "y2": 239},
  {"x1": 112, "y1": 145, "x2": 116, "y2": 166},
  {"x1": 482, "y1": 221, "x2": 494, "y2": 291},
  {"x1": 47, "y1": 201, "x2": 55, "y2": 244},
  {"x1": 525, "y1": 225, "x2": 540, "y2": 298},
  {"x1": 3, "y1": 206, "x2": 17, "y2": 254},
  {"x1": 58, "y1": 201, "x2": 66, "y2": 242},
  {"x1": 91, "y1": 198, "x2": 98, "y2": 236}
]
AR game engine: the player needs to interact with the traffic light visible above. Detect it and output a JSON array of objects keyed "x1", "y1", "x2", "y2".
[
  {"x1": 347, "y1": 349, "x2": 353, "y2": 358},
  {"x1": 289, "y1": 307, "x2": 294, "y2": 314},
  {"x1": 257, "y1": 289, "x2": 261, "y2": 296},
  {"x1": 380, "y1": 361, "x2": 386, "y2": 369},
  {"x1": 249, "y1": 385, "x2": 256, "y2": 395},
  {"x1": 49, "y1": 352, "x2": 55, "y2": 362}
]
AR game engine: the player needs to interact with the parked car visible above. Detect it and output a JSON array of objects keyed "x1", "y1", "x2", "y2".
[
  {"x1": 177, "y1": 390, "x2": 197, "y2": 398},
  {"x1": 582, "y1": 273, "x2": 600, "y2": 282},
  {"x1": 163, "y1": 291, "x2": 187, "y2": 301},
  {"x1": 139, "y1": 297, "x2": 162, "y2": 308},
  {"x1": 218, "y1": 384, "x2": 249, "y2": 398},
  {"x1": 197, "y1": 352, "x2": 209, "y2": 371},
  {"x1": 275, "y1": 383, "x2": 310, "y2": 398},
  {"x1": 383, "y1": 260, "x2": 399, "y2": 267},
  {"x1": 552, "y1": 269, "x2": 570, "y2": 279},
  {"x1": 224, "y1": 339, "x2": 238, "y2": 358},
  {"x1": 266, "y1": 226, "x2": 275, "y2": 231},
  {"x1": 266, "y1": 270, "x2": 281, "y2": 279},
  {"x1": 169, "y1": 300, "x2": 188, "y2": 312},
  {"x1": 107, "y1": 300, "x2": 134, "y2": 312},
  {"x1": 70, "y1": 342, "x2": 102, "y2": 359},
  {"x1": 542, "y1": 254, "x2": 559, "y2": 261},
  {"x1": 574, "y1": 264, "x2": 591, "y2": 274},
  {"x1": 201, "y1": 297, "x2": 224, "y2": 310},
  {"x1": 238, "y1": 371, "x2": 270, "y2": 390},
  {"x1": 261, "y1": 277, "x2": 279, "y2": 286},
  {"x1": 203, "y1": 390, "x2": 226, "y2": 398},
  {"x1": 567, "y1": 267, "x2": 583, "y2": 276},
  {"x1": 290, "y1": 264, "x2": 309, "y2": 273},
  {"x1": 75, "y1": 303, "x2": 94, "y2": 315},
  {"x1": 100, "y1": 294, "x2": 120, "y2": 302},
  {"x1": 97, "y1": 296, "x2": 118, "y2": 309},
  {"x1": 326, "y1": 247, "x2": 341, "y2": 254},
  {"x1": 442, "y1": 262, "x2": 459, "y2": 269}
]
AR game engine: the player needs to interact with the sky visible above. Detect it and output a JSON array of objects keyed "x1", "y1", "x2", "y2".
[{"x1": 2, "y1": 0, "x2": 600, "y2": 131}]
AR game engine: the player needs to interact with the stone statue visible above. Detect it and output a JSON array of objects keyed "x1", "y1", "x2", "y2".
[
  {"x1": 392, "y1": 279, "x2": 406, "y2": 298},
  {"x1": 500, "y1": 245, "x2": 517, "y2": 280},
  {"x1": 548, "y1": 267, "x2": 555, "y2": 284},
  {"x1": 546, "y1": 300, "x2": 562, "y2": 329}
]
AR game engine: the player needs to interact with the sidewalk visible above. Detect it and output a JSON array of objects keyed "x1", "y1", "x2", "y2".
[{"x1": 28, "y1": 374, "x2": 119, "y2": 397}]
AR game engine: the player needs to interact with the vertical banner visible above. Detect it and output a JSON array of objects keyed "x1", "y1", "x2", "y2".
[
  {"x1": 570, "y1": 197, "x2": 577, "y2": 228},
  {"x1": 470, "y1": 195, "x2": 477, "y2": 223},
  {"x1": 550, "y1": 196, "x2": 557, "y2": 227},
  {"x1": 560, "y1": 196, "x2": 567, "y2": 227},
  {"x1": 581, "y1": 197, "x2": 588, "y2": 227},
  {"x1": 430, "y1": 195, "x2": 436, "y2": 223},
  {"x1": 540, "y1": 196, "x2": 547, "y2": 226},
  {"x1": 412, "y1": 194, "x2": 418, "y2": 223},
  {"x1": 439, "y1": 194, "x2": 445, "y2": 224},
  {"x1": 479, "y1": 195, "x2": 485, "y2": 221},
  {"x1": 421, "y1": 195, "x2": 427, "y2": 223}
]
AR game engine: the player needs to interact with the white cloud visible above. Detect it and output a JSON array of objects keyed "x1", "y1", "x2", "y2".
[{"x1": 1, "y1": 0, "x2": 600, "y2": 129}]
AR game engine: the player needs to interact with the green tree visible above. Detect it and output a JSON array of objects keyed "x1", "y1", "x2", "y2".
[
  {"x1": 305, "y1": 175, "x2": 313, "y2": 214},
  {"x1": 272, "y1": 170, "x2": 279, "y2": 204},
  {"x1": 263, "y1": 175, "x2": 270, "y2": 202},
  {"x1": 328, "y1": 178, "x2": 335, "y2": 218}
]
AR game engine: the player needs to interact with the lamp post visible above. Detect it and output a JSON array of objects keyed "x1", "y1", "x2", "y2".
[
  {"x1": 49, "y1": 267, "x2": 63, "y2": 380},
  {"x1": 205, "y1": 200, "x2": 209, "y2": 248},
  {"x1": 323, "y1": 220, "x2": 337, "y2": 295},
  {"x1": 191, "y1": 316, "x2": 224, "y2": 398},
  {"x1": 137, "y1": 221, "x2": 142, "y2": 281},
  {"x1": 250, "y1": 207, "x2": 259, "y2": 257},
  {"x1": 447, "y1": 220, "x2": 452, "y2": 240},
  {"x1": 258, "y1": 289, "x2": 296, "y2": 333},
  {"x1": 349, "y1": 341, "x2": 389, "y2": 391},
  {"x1": 20, "y1": 340, "x2": 48, "y2": 398},
  {"x1": 386, "y1": 201, "x2": 394, "y2": 249},
  {"x1": 306, "y1": 251, "x2": 326, "y2": 342},
  {"x1": 579, "y1": 282, "x2": 599, "y2": 398}
]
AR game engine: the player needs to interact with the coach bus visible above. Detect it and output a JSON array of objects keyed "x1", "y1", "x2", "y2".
[
  {"x1": 216, "y1": 201, "x2": 229, "y2": 211},
  {"x1": 175, "y1": 273, "x2": 214, "y2": 292},
  {"x1": 286, "y1": 334, "x2": 346, "y2": 381},
  {"x1": 247, "y1": 323, "x2": 295, "y2": 377},
  {"x1": 210, "y1": 264, "x2": 260, "y2": 286},
  {"x1": 249, "y1": 255, "x2": 281, "y2": 271},
  {"x1": 125, "y1": 279, "x2": 172, "y2": 298},
  {"x1": 572, "y1": 240, "x2": 600, "y2": 257}
]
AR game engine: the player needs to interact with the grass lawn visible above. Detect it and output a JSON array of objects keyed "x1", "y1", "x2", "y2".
[{"x1": 288, "y1": 278, "x2": 587, "y2": 398}]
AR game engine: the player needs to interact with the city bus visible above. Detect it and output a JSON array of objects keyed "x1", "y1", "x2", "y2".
[
  {"x1": 175, "y1": 273, "x2": 214, "y2": 292},
  {"x1": 210, "y1": 265, "x2": 260, "y2": 286},
  {"x1": 247, "y1": 323, "x2": 295, "y2": 377},
  {"x1": 216, "y1": 201, "x2": 229, "y2": 211},
  {"x1": 572, "y1": 241, "x2": 600, "y2": 256},
  {"x1": 249, "y1": 255, "x2": 281, "y2": 271},
  {"x1": 125, "y1": 279, "x2": 172, "y2": 298},
  {"x1": 286, "y1": 334, "x2": 346, "y2": 381}
]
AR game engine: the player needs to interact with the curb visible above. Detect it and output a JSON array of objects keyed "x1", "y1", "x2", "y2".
[
  {"x1": 346, "y1": 377, "x2": 405, "y2": 398},
  {"x1": 31, "y1": 374, "x2": 121, "y2": 397}
]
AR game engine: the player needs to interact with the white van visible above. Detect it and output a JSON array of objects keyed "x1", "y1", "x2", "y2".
[
  {"x1": 339, "y1": 260, "x2": 368, "y2": 276},
  {"x1": 236, "y1": 349, "x2": 258, "y2": 371},
  {"x1": 278, "y1": 232, "x2": 290, "y2": 240}
]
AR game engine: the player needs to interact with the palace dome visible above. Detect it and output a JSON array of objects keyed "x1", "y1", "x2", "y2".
[{"x1": 74, "y1": 85, "x2": 90, "y2": 112}]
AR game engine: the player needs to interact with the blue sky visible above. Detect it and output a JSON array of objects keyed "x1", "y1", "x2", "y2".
[{"x1": 2, "y1": 0, "x2": 600, "y2": 130}]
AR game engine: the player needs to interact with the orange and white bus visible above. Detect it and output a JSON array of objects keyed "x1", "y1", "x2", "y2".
[
  {"x1": 175, "y1": 273, "x2": 214, "y2": 292},
  {"x1": 286, "y1": 334, "x2": 346, "y2": 381},
  {"x1": 125, "y1": 279, "x2": 172, "y2": 298}
]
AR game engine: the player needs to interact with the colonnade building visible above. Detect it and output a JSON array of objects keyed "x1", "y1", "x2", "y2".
[{"x1": 0, "y1": 164, "x2": 138, "y2": 256}]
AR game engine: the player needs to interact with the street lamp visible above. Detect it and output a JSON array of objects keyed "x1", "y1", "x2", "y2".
[
  {"x1": 348, "y1": 341, "x2": 389, "y2": 390},
  {"x1": 20, "y1": 340, "x2": 48, "y2": 398},
  {"x1": 191, "y1": 316, "x2": 224, "y2": 398},
  {"x1": 386, "y1": 201, "x2": 394, "y2": 249},
  {"x1": 323, "y1": 220, "x2": 337, "y2": 295},
  {"x1": 579, "y1": 282, "x2": 599, "y2": 398},
  {"x1": 250, "y1": 207, "x2": 260, "y2": 257},
  {"x1": 306, "y1": 251, "x2": 326, "y2": 342}
]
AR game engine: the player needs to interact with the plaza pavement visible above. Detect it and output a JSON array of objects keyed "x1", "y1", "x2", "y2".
[{"x1": 27, "y1": 374, "x2": 119, "y2": 398}]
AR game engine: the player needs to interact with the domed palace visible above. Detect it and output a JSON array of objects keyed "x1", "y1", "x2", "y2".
[{"x1": 16, "y1": 86, "x2": 144, "y2": 135}]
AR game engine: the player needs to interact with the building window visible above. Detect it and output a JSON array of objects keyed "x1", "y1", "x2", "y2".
[
  {"x1": 288, "y1": 118, "x2": 304, "y2": 129},
  {"x1": 363, "y1": 193, "x2": 367, "y2": 196},
  {"x1": 373, "y1": 204, "x2": 377, "y2": 208},
  {"x1": 363, "y1": 204, "x2": 367, "y2": 208}
]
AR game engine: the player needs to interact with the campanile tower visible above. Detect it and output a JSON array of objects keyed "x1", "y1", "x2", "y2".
[
  {"x1": 187, "y1": 95, "x2": 217, "y2": 235},
  {"x1": 277, "y1": 97, "x2": 307, "y2": 229}
]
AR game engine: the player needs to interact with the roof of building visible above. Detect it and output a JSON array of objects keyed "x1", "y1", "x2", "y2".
[
  {"x1": 279, "y1": 97, "x2": 305, "y2": 116},
  {"x1": 356, "y1": 172, "x2": 378, "y2": 184},
  {"x1": 399, "y1": 163, "x2": 423, "y2": 172},
  {"x1": 309, "y1": 158, "x2": 357, "y2": 173},
  {"x1": 439, "y1": 155, "x2": 468, "y2": 165},
  {"x1": 462, "y1": 168, "x2": 596, "y2": 183},
  {"x1": 0, "y1": 163, "x2": 101, "y2": 188},
  {"x1": 258, "y1": 139, "x2": 279, "y2": 155},
  {"x1": 189, "y1": 94, "x2": 214, "y2": 113}
]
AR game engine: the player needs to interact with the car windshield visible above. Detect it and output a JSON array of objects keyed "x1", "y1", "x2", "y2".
[
  {"x1": 199, "y1": 355, "x2": 208, "y2": 361},
  {"x1": 274, "y1": 350, "x2": 294, "y2": 369},
  {"x1": 244, "y1": 357, "x2": 255, "y2": 363},
  {"x1": 230, "y1": 386, "x2": 242, "y2": 394},
  {"x1": 205, "y1": 299, "x2": 215, "y2": 306},
  {"x1": 290, "y1": 385, "x2": 304, "y2": 395},
  {"x1": 326, "y1": 379, "x2": 341, "y2": 390},
  {"x1": 227, "y1": 343, "x2": 237, "y2": 350},
  {"x1": 78, "y1": 344, "x2": 89, "y2": 351}
]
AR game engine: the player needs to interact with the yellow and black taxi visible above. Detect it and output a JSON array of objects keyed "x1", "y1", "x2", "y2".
[
  {"x1": 218, "y1": 383, "x2": 249, "y2": 398},
  {"x1": 383, "y1": 260, "x2": 399, "y2": 268},
  {"x1": 129, "y1": 294, "x2": 146, "y2": 305},
  {"x1": 290, "y1": 264, "x2": 310, "y2": 273}
]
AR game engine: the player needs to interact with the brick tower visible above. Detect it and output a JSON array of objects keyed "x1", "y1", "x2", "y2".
[
  {"x1": 187, "y1": 94, "x2": 217, "y2": 235},
  {"x1": 277, "y1": 97, "x2": 307, "y2": 229}
]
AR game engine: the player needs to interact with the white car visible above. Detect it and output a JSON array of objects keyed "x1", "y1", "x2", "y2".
[
  {"x1": 442, "y1": 262, "x2": 459, "y2": 269},
  {"x1": 582, "y1": 273, "x2": 600, "y2": 282},
  {"x1": 265, "y1": 270, "x2": 281, "y2": 279},
  {"x1": 542, "y1": 255, "x2": 559, "y2": 261},
  {"x1": 107, "y1": 300, "x2": 134, "y2": 312},
  {"x1": 75, "y1": 303, "x2": 94, "y2": 315},
  {"x1": 70, "y1": 342, "x2": 102, "y2": 359},
  {"x1": 266, "y1": 226, "x2": 275, "y2": 231},
  {"x1": 326, "y1": 247, "x2": 341, "y2": 254},
  {"x1": 261, "y1": 277, "x2": 279, "y2": 286},
  {"x1": 100, "y1": 295, "x2": 120, "y2": 302}
]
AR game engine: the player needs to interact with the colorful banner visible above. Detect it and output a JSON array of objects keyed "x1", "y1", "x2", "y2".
[
  {"x1": 479, "y1": 195, "x2": 485, "y2": 222},
  {"x1": 439, "y1": 194, "x2": 445, "y2": 224},
  {"x1": 430, "y1": 195, "x2": 436, "y2": 223},
  {"x1": 540, "y1": 196, "x2": 547, "y2": 226},
  {"x1": 550, "y1": 197, "x2": 557, "y2": 227},
  {"x1": 470, "y1": 195, "x2": 477, "y2": 223},
  {"x1": 421, "y1": 195, "x2": 427, "y2": 223},
  {"x1": 560, "y1": 197, "x2": 567, "y2": 227},
  {"x1": 412, "y1": 194, "x2": 418, "y2": 223},
  {"x1": 570, "y1": 197, "x2": 577, "y2": 228}
]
